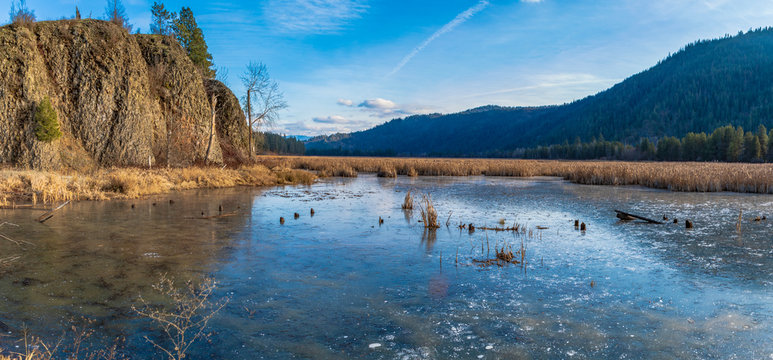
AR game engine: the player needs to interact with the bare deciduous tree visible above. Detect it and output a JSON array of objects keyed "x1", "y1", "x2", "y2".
[
  {"x1": 241, "y1": 61, "x2": 288, "y2": 159},
  {"x1": 105, "y1": 0, "x2": 132, "y2": 32},
  {"x1": 9, "y1": 0, "x2": 35, "y2": 26},
  {"x1": 205, "y1": 94, "x2": 217, "y2": 164}
]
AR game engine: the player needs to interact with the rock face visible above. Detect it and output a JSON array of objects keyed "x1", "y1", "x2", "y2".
[
  {"x1": 204, "y1": 79, "x2": 249, "y2": 164},
  {"x1": 0, "y1": 20, "x2": 244, "y2": 169}
]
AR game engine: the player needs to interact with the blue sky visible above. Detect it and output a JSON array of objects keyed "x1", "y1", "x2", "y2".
[{"x1": 8, "y1": 0, "x2": 773, "y2": 136}]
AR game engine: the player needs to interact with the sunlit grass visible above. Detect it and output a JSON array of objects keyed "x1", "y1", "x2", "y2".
[
  {"x1": 258, "y1": 155, "x2": 773, "y2": 193},
  {"x1": 0, "y1": 165, "x2": 316, "y2": 204}
]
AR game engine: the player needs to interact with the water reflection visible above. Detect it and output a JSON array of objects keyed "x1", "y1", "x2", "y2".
[
  {"x1": 0, "y1": 188, "x2": 258, "y2": 350},
  {"x1": 0, "y1": 176, "x2": 772, "y2": 359},
  {"x1": 420, "y1": 228, "x2": 437, "y2": 251}
]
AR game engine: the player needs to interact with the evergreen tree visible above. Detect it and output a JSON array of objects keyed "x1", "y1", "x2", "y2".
[
  {"x1": 681, "y1": 132, "x2": 707, "y2": 161},
  {"x1": 34, "y1": 97, "x2": 62, "y2": 142},
  {"x1": 656, "y1": 136, "x2": 681, "y2": 161},
  {"x1": 769, "y1": 129, "x2": 773, "y2": 162},
  {"x1": 742, "y1": 131, "x2": 761, "y2": 162},
  {"x1": 174, "y1": 7, "x2": 215, "y2": 78},
  {"x1": 757, "y1": 124, "x2": 768, "y2": 159},
  {"x1": 638, "y1": 138, "x2": 656, "y2": 160},
  {"x1": 726, "y1": 126, "x2": 744, "y2": 161},
  {"x1": 150, "y1": 2, "x2": 175, "y2": 36}
]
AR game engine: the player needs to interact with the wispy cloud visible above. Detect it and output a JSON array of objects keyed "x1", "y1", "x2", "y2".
[
  {"x1": 357, "y1": 98, "x2": 410, "y2": 117},
  {"x1": 263, "y1": 0, "x2": 368, "y2": 34},
  {"x1": 313, "y1": 115, "x2": 349, "y2": 123},
  {"x1": 388, "y1": 0, "x2": 489, "y2": 76},
  {"x1": 337, "y1": 98, "x2": 354, "y2": 106},
  {"x1": 464, "y1": 73, "x2": 620, "y2": 99},
  {"x1": 279, "y1": 118, "x2": 373, "y2": 136}
]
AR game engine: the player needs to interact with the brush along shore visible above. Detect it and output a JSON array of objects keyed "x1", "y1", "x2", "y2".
[
  {"x1": 258, "y1": 155, "x2": 773, "y2": 194},
  {"x1": 0, "y1": 165, "x2": 315, "y2": 205}
]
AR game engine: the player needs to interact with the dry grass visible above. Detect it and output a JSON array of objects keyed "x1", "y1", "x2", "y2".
[
  {"x1": 279, "y1": 158, "x2": 358, "y2": 178},
  {"x1": 0, "y1": 165, "x2": 316, "y2": 205},
  {"x1": 377, "y1": 165, "x2": 397, "y2": 178},
  {"x1": 257, "y1": 155, "x2": 773, "y2": 193},
  {"x1": 402, "y1": 191, "x2": 414, "y2": 210},
  {"x1": 419, "y1": 194, "x2": 439, "y2": 229},
  {"x1": 0, "y1": 320, "x2": 122, "y2": 360}
]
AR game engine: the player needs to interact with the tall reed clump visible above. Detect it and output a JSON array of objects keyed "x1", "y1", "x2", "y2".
[
  {"x1": 419, "y1": 194, "x2": 439, "y2": 228},
  {"x1": 402, "y1": 191, "x2": 414, "y2": 210},
  {"x1": 316, "y1": 164, "x2": 358, "y2": 178},
  {"x1": 273, "y1": 168, "x2": 316, "y2": 185},
  {"x1": 377, "y1": 165, "x2": 397, "y2": 178}
]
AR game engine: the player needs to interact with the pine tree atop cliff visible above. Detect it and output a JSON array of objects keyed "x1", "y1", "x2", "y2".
[
  {"x1": 174, "y1": 7, "x2": 215, "y2": 78},
  {"x1": 150, "y1": 2, "x2": 174, "y2": 36}
]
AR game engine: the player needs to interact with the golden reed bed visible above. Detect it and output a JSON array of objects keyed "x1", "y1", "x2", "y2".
[
  {"x1": 257, "y1": 156, "x2": 773, "y2": 194},
  {"x1": 2, "y1": 156, "x2": 770, "y2": 205},
  {"x1": 0, "y1": 165, "x2": 316, "y2": 205}
]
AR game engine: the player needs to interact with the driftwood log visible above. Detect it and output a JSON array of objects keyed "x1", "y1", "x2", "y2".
[
  {"x1": 614, "y1": 210, "x2": 664, "y2": 224},
  {"x1": 37, "y1": 201, "x2": 71, "y2": 223}
]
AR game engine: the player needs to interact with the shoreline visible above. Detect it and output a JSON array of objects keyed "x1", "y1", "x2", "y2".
[
  {"x1": 2, "y1": 156, "x2": 772, "y2": 206},
  {"x1": 258, "y1": 156, "x2": 773, "y2": 194},
  {"x1": 0, "y1": 165, "x2": 316, "y2": 206}
]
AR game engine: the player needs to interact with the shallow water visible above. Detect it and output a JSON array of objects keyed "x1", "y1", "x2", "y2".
[{"x1": 1, "y1": 175, "x2": 772, "y2": 359}]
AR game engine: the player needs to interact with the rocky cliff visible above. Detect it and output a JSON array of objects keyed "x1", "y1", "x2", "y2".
[{"x1": 0, "y1": 19, "x2": 248, "y2": 169}]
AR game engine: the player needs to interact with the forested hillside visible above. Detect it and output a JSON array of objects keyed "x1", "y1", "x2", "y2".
[
  {"x1": 256, "y1": 132, "x2": 305, "y2": 155},
  {"x1": 307, "y1": 28, "x2": 773, "y2": 157}
]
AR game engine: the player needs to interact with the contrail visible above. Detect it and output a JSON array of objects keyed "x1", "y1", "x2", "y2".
[{"x1": 388, "y1": 0, "x2": 489, "y2": 77}]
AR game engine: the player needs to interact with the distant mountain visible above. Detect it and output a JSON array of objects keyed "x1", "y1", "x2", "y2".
[
  {"x1": 307, "y1": 28, "x2": 773, "y2": 157},
  {"x1": 286, "y1": 135, "x2": 312, "y2": 141}
]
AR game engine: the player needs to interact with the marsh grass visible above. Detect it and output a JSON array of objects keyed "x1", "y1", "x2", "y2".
[
  {"x1": 377, "y1": 165, "x2": 397, "y2": 178},
  {"x1": 419, "y1": 194, "x2": 439, "y2": 229},
  {"x1": 401, "y1": 192, "x2": 414, "y2": 210},
  {"x1": 0, "y1": 165, "x2": 316, "y2": 204},
  {"x1": 0, "y1": 320, "x2": 123, "y2": 360},
  {"x1": 258, "y1": 156, "x2": 773, "y2": 194},
  {"x1": 132, "y1": 275, "x2": 228, "y2": 360}
]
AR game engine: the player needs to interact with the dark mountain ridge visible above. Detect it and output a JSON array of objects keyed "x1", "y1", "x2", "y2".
[{"x1": 307, "y1": 28, "x2": 773, "y2": 156}]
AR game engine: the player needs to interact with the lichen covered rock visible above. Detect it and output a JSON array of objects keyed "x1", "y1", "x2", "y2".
[
  {"x1": 0, "y1": 20, "x2": 239, "y2": 169},
  {"x1": 204, "y1": 79, "x2": 249, "y2": 164}
]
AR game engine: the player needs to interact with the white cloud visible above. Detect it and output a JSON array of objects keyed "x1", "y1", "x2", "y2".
[
  {"x1": 353, "y1": 98, "x2": 436, "y2": 118},
  {"x1": 278, "y1": 119, "x2": 374, "y2": 136},
  {"x1": 313, "y1": 115, "x2": 349, "y2": 124},
  {"x1": 263, "y1": 0, "x2": 368, "y2": 34},
  {"x1": 388, "y1": 0, "x2": 489, "y2": 76},
  {"x1": 337, "y1": 98, "x2": 354, "y2": 106},
  {"x1": 521, "y1": 0, "x2": 543, "y2": 3},
  {"x1": 357, "y1": 98, "x2": 409, "y2": 117},
  {"x1": 358, "y1": 98, "x2": 398, "y2": 110}
]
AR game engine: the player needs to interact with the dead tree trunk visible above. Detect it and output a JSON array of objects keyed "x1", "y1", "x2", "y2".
[
  {"x1": 246, "y1": 89, "x2": 253, "y2": 160},
  {"x1": 614, "y1": 210, "x2": 664, "y2": 224},
  {"x1": 205, "y1": 95, "x2": 217, "y2": 164}
]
